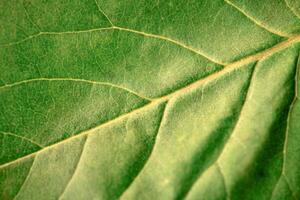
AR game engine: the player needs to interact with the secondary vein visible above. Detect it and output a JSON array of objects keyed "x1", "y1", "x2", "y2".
[
  {"x1": 58, "y1": 135, "x2": 88, "y2": 199},
  {"x1": 13, "y1": 156, "x2": 36, "y2": 200},
  {"x1": 183, "y1": 61, "x2": 258, "y2": 199},
  {"x1": 0, "y1": 77, "x2": 153, "y2": 101},
  {"x1": 224, "y1": 0, "x2": 289, "y2": 38},
  {"x1": 270, "y1": 53, "x2": 299, "y2": 200},
  {"x1": 118, "y1": 101, "x2": 168, "y2": 199}
]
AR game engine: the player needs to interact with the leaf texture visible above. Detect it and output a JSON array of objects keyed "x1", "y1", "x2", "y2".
[{"x1": 1, "y1": 0, "x2": 300, "y2": 200}]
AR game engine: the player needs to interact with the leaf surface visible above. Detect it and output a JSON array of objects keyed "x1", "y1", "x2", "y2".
[{"x1": 1, "y1": 0, "x2": 300, "y2": 200}]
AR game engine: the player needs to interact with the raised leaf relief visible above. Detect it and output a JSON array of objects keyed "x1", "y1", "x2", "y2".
[{"x1": 1, "y1": 0, "x2": 300, "y2": 200}]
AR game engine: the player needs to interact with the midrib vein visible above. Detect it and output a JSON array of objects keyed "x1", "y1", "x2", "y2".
[{"x1": 1, "y1": 33, "x2": 300, "y2": 169}]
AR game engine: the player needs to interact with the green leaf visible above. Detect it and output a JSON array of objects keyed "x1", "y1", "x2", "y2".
[{"x1": 1, "y1": 0, "x2": 300, "y2": 199}]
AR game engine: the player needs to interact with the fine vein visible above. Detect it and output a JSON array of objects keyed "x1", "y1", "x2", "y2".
[
  {"x1": 284, "y1": 175, "x2": 298, "y2": 200},
  {"x1": 0, "y1": 27, "x2": 114, "y2": 46},
  {"x1": 94, "y1": 0, "x2": 114, "y2": 26},
  {"x1": 216, "y1": 163, "x2": 229, "y2": 200},
  {"x1": 284, "y1": 0, "x2": 300, "y2": 20},
  {"x1": 0, "y1": 131, "x2": 43, "y2": 148},
  {"x1": 23, "y1": 1, "x2": 41, "y2": 32}
]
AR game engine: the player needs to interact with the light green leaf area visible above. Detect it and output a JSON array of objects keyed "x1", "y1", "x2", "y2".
[{"x1": 1, "y1": 0, "x2": 300, "y2": 200}]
